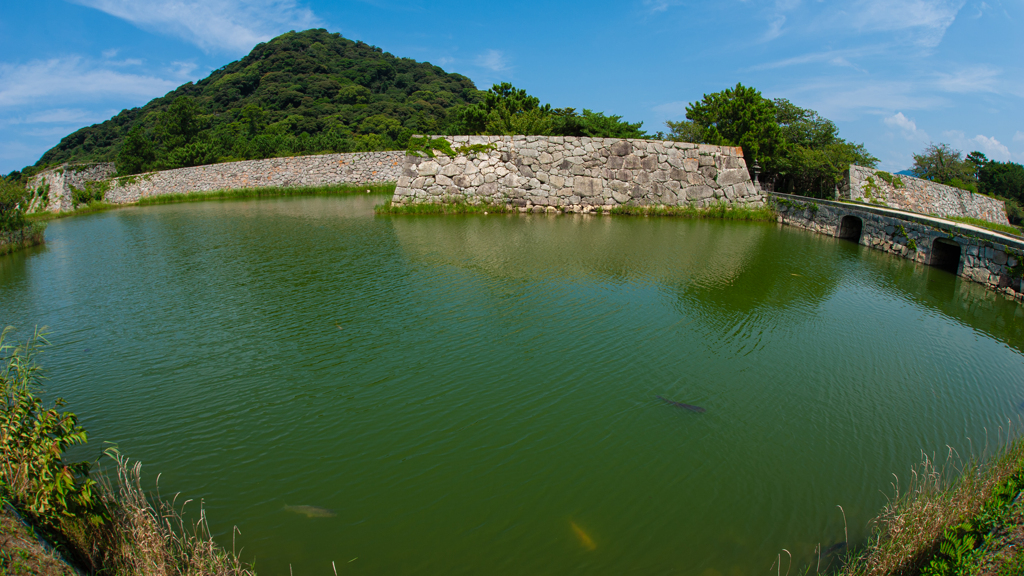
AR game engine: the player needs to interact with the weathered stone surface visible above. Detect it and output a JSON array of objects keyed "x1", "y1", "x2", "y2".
[
  {"x1": 387, "y1": 135, "x2": 759, "y2": 211},
  {"x1": 610, "y1": 141, "x2": 632, "y2": 156},
  {"x1": 845, "y1": 165, "x2": 1009, "y2": 225},
  {"x1": 716, "y1": 168, "x2": 747, "y2": 187},
  {"x1": 774, "y1": 192, "x2": 1024, "y2": 303}
]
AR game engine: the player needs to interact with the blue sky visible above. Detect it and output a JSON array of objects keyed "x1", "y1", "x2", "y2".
[{"x1": 1, "y1": 0, "x2": 1022, "y2": 175}]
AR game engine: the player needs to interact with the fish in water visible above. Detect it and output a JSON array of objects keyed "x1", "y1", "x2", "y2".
[
  {"x1": 822, "y1": 541, "x2": 846, "y2": 555},
  {"x1": 283, "y1": 504, "x2": 337, "y2": 518},
  {"x1": 656, "y1": 395, "x2": 705, "y2": 413},
  {"x1": 570, "y1": 521, "x2": 597, "y2": 551}
]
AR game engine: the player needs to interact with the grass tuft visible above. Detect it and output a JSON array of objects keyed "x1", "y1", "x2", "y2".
[
  {"x1": 137, "y1": 183, "x2": 394, "y2": 206},
  {"x1": 610, "y1": 202, "x2": 778, "y2": 222},
  {"x1": 375, "y1": 200, "x2": 517, "y2": 215},
  {"x1": 944, "y1": 215, "x2": 1022, "y2": 237}
]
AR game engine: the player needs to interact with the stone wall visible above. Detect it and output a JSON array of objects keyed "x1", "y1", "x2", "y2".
[
  {"x1": 28, "y1": 163, "x2": 116, "y2": 213},
  {"x1": 392, "y1": 136, "x2": 763, "y2": 213},
  {"x1": 28, "y1": 152, "x2": 405, "y2": 212},
  {"x1": 773, "y1": 193, "x2": 1024, "y2": 302},
  {"x1": 104, "y1": 151, "x2": 404, "y2": 205},
  {"x1": 842, "y1": 165, "x2": 1009, "y2": 225}
]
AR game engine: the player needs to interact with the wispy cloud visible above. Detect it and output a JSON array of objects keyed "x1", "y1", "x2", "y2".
[
  {"x1": 842, "y1": 0, "x2": 966, "y2": 47},
  {"x1": 746, "y1": 46, "x2": 881, "y2": 71},
  {"x1": 7, "y1": 108, "x2": 113, "y2": 125},
  {"x1": 68, "y1": 0, "x2": 321, "y2": 53},
  {"x1": 781, "y1": 79, "x2": 946, "y2": 120},
  {"x1": 642, "y1": 0, "x2": 682, "y2": 13},
  {"x1": 885, "y1": 112, "x2": 931, "y2": 143},
  {"x1": 933, "y1": 65, "x2": 1001, "y2": 93},
  {"x1": 475, "y1": 49, "x2": 509, "y2": 72},
  {"x1": 1014, "y1": 131, "x2": 1024, "y2": 143},
  {"x1": 0, "y1": 57, "x2": 179, "y2": 108}
]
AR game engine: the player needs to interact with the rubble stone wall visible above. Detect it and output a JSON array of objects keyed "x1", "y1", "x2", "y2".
[
  {"x1": 392, "y1": 136, "x2": 764, "y2": 213},
  {"x1": 842, "y1": 165, "x2": 1008, "y2": 225}
]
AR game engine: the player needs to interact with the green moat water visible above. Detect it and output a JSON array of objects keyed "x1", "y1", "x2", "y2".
[{"x1": 2, "y1": 195, "x2": 1023, "y2": 575}]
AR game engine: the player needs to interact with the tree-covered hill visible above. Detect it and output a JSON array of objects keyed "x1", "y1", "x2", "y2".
[
  {"x1": 36, "y1": 29, "x2": 480, "y2": 171},
  {"x1": 30, "y1": 29, "x2": 646, "y2": 177}
]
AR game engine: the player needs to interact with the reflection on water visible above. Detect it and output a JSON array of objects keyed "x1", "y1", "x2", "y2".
[{"x1": 1, "y1": 196, "x2": 1022, "y2": 576}]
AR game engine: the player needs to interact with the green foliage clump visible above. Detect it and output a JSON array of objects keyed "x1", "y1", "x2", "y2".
[
  {"x1": 442, "y1": 82, "x2": 647, "y2": 138},
  {"x1": 963, "y1": 151, "x2": 1024, "y2": 225},
  {"x1": 875, "y1": 171, "x2": 905, "y2": 189},
  {"x1": 0, "y1": 179, "x2": 28, "y2": 233},
  {"x1": 665, "y1": 84, "x2": 877, "y2": 199},
  {"x1": 0, "y1": 328, "x2": 100, "y2": 527},
  {"x1": 406, "y1": 136, "x2": 498, "y2": 158}
]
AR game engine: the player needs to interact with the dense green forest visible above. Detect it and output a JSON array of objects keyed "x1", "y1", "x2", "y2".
[{"x1": 13, "y1": 29, "x2": 645, "y2": 179}]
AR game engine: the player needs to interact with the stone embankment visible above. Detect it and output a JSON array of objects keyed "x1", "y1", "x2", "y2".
[
  {"x1": 774, "y1": 193, "x2": 1024, "y2": 302},
  {"x1": 392, "y1": 136, "x2": 764, "y2": 212},
  {"x1": 28, "y1": 163, "x2": 116, "y2": 212},
  {"x1": 843, "y1": 165, "x2": 1008, "y2": 225},
  {"x1": 29, "y1": 152, "x2": 405, "y2": 211}
]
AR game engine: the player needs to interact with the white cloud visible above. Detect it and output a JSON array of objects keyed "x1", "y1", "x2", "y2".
[
  {"x1": 943, "y1": 130, "x2": 1012, "y2": 160},
  {"x1": 0, "y1": 57, "x2": 179, "y2": 108},
  {"x1": 1013, "y1": 131, "x2": 1024, "y2": 143},
  {"x1": 970, "y1": 134, "x2": 1011, "y2": 160},
  {"x1": 885, "y1": 112, "x2": 931, "y2": 143},
  {"x1": 69, "y1": 0, "x2": 321, "y2": 53},
  {"x1": 933, "y1": 65, "x2": 1000, "y2": 93},
  {"x1": 101, "y1": 48, "x2": 119, "y2": 58},
  {"x1": 841, "y1": 0, "x2": 966, "y2": 47},
  {"x1": 475, "y1": 50, "x2": 509, "y2": 72}
]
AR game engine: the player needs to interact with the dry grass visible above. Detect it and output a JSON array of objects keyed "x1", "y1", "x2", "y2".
[
  {"x1": 67, "y1": 451, "x2": 255, "y2": 576},
  {"x1": 839, "y1": 438, "x2": 1024, "y2": 576}
]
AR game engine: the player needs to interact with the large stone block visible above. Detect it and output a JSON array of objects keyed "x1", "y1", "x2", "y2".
[
  {"x1": 610, "y1": 140, "x2": 632, "y2": 156},
  {"x1": 573, "y1": 176, "x2": 603, "y2": 196},
  {"x1": 716, "y1": 168, "x2": 748, "y2": 187}
]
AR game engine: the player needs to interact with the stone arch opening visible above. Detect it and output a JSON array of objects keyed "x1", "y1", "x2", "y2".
[
  {"x1": 930, "y1": 238, "x2": 962, "y2": 274},
  {"x1": 837, "y1": 215, "x2": 863, "y2": 243}
]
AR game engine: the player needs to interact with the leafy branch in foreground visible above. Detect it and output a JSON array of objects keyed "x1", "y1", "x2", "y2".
[
  {"x1": 0, "y1": 327, "x2": 254, "y2": 575},
  {"x1": 0, "y1": 327, "x2": 99, "y2": 526}
]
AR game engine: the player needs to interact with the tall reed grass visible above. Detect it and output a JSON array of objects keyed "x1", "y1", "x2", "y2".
[{"x1": 835, "y1": 434, "x2": 1024, "y2": 576}]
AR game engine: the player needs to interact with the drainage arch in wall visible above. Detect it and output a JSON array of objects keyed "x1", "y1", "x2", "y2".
[
  {"x1": 930, "y1": 238, "x2": 962, "y2": 274},
  {"x1": 837, "y1": 215, "x2": 863, "y2": 243}
]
